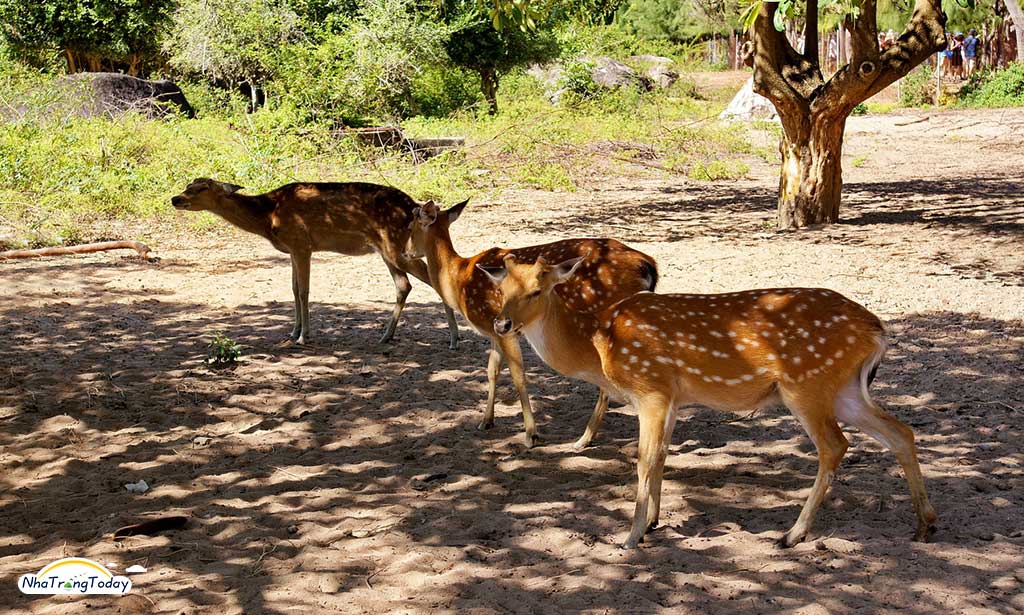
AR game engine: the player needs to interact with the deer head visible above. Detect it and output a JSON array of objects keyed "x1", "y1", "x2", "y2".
[
  {"x1": 170, "y1": 178, "x2": 244, "y2": 211},
  {"x1": 480, "y1": 255, "x2": 585, "y2": 335}
]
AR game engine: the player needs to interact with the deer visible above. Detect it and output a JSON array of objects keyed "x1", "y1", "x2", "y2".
[
  {"x1": 481, "y1": 256, "x2": 937, "y2": 548},
  {"x1": 171, "y1": 179, "x2": 458, "y2": 348},
  {"x1": 405, "y1": 200, "x2": 658, "y2": 448}
]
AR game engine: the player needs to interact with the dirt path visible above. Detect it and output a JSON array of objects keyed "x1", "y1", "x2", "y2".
[{"x1": 1, "y1": 108, "x2": 1022, "y2": 614}]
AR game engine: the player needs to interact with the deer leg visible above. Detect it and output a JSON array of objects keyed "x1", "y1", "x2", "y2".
[
  {"x1": 480, "y1": 340, "x2": 503, "y2": 430},
  {"x1": 289, "y1": 256, "x2": 301, "y2": 340},
  {"x1": 647, "y1": 404, "x2": 678, "y2": 531},
  {"x1": 781, "y1": 399, "x2": 848, "y2": 547},
  {"x1": 292, "y1": 251, "x2": 312, "y2": 344},
  {"x1": 624, "y1": 394, "x2": 671, "y2": 549},
  {"x1": 380, "y1": 263, "x2": 411, "y2": 344},
  {"x1": 403, "y1": 257, "x2": 459, "y2": 350},
  {"x1": 497, "y1": 334, "x2": 537, "y2": 448},
  {"x1": 834, "y1": 378, "x2": 937, "y2": 541},
  {"x1": 572, "y1": 389, "x2": 610, "y2": 452}
]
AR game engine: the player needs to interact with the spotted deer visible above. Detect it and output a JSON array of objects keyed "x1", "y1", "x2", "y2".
[
  {"x1": 171, "y1": 179, "x2": 458, "y2": 347},
  {"x1": 406, "y1": 200, "x2": 658, "y2": 448},
  {"x1": 482, "y1": 256, "x2": 937, "y2": 548}
]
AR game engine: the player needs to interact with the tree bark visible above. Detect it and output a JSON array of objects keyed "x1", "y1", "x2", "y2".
[
  {"x1": 744, "y1": 0, "x2": 946, "y2": 229},
  {"x1": 1006, "y1": 0, "x2": 1024, "y2": 61},
  {"x1": 481, "y1": 68, "x2": 499, "y2": 115},
  {"x1": 777, "y1": 112, "x2": 846, "y2": 227}
]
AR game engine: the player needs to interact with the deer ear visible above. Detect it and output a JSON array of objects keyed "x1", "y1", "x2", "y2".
[
  {"x1": 417, "y1": 203, "x2": 438, "y2": 226},
  {"x1": 446, "y1": 198, "x2": 469, "y2": 224},
  {"x1": 217, "y1": 181, "x2": 244, "y2": 194},
  {"x1": 477, "y1": 263, "x2": 507, "y2": 284},
  {"x1": 549, "y1": 256, "x2": 586, "y2": 285}
]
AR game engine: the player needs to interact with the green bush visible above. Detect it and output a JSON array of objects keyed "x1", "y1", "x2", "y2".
[
  {"x1": 899, "y1": 64, "x2": 936, "y2": 107},
  {"x1": 558, "y1": 59, "x2": 602, "y2": 102},
  {"x1": 958, "y1": 63, "x2": 1024, "y2": 107}
]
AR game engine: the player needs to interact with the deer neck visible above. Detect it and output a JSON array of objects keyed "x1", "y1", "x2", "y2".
[
  {"x1": 421, "y1": 225, "x2": 466, "y2": 309},
  {"x1": 520, "y1": 293, "x2": 605, "y2": 386},
  {"x1": 209, "y1": 194, "x2": 274, "y2": 240}
]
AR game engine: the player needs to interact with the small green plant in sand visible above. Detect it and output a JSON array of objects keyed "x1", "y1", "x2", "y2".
[{"x1": 205, "y1": 333, "x2": 243, "y2": 368}]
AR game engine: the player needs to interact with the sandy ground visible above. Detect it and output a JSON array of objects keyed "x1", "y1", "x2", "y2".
[{"x1": 1, "y1": 108, "x2": 1023, "y2": 614}]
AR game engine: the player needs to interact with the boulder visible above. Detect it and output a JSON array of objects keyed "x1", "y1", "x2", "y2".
[
  {"x1": 629, "y1": 55, "x2": 679, "y2": 89},
  {"x1": 719, "y1": 77, "x2": 779, "y2": 121},
  {"x1": 589, "y1": 56, "x2": 652, "y2": 91},
  {"x1": 53, "y1": 72, "x2": 195, "y2": 119}
]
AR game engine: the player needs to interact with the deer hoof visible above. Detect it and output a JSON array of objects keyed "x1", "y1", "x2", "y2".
[
  {"x1": 477, "y1": 420, "x2": 494, "y2": 431},
  {"x1": 523, "y1": 432, "x2": 538, "y2": 448},
  {"x1": 913, "y1": 524, "x2": 936, "y2": 543},
  {"x1": 570, "y1": 438, "x2": 590, "y2": 453},
  {"x1": 779, "y1": 529, "x2": 807, "y2": 548}
]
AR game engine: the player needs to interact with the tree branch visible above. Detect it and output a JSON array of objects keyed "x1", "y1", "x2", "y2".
[
  {"x1": 804, "y1": 0, "x2": 819, "y2": 66},
  {"x1": 816, "y1": 0, "x2": 945, "y2": 113},
  {"x1": 750, "y1": 1, "x2": 821, "y2": 113}
]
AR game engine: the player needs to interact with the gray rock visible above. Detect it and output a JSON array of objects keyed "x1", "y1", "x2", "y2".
[
  {"x1": 53, "y1": 72, "x2": 194, "y2": 119},
  {"x1": 589, "y1": 56, "x2": 652, "y2": 91}
]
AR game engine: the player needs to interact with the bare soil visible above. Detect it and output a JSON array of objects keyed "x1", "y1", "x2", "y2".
[{"x1": 1, "y1": 108, "x2": 1022, "y2": 614}]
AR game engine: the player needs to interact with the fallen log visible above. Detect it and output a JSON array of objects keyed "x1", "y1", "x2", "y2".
[{"x1": 0, "y1": 240, "x2": 151, "y2": 260}]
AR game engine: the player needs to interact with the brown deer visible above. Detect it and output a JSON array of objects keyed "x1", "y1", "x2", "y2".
[
  {"x1": 406, "y1": 200, "x2": 658, "y2": 448},
  {"x1": 171, "y1": 179, "x2": 458, "y2": 347},
  {"x1": 482, "y1": 256, "x2": 937, "y2": 548}
]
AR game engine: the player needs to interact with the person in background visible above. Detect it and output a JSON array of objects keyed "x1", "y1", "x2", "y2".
[
  {"x1": 941, "y1": 32, "x2": 955, "y2": 78},
  {"x1": 950, "y1": 32, "x2": 964, "y2": 79},
  {"x1": 963, "y1": 28, "x2": 979, "y2": 77}
]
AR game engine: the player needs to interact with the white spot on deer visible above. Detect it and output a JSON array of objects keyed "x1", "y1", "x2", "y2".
[
  {"x1": 620, "y1": 347, "x2": 629, "y2": 355},
  {"x1": 702, "y1": 376, "x2": 713, "y2": 383},
  {"x1": 756, "y1": 367, "x2": 770, "y2": 374},
  {"x1": 642, "y1": 360, "x2": 651, "y2": 367},
  {"x1": 835, "y1": 349, "x2": 844, "y2": 358},
  {"x1": 766, "y1": 353, "x2": 777, "y2": 361},
  {"x1": 656, "y1": 356, "x2": 672, "y2": 364},
  {"x1": 675, "y1": 359, "x2": 686, "y2": 367},
  {"x1": 710, "y1": 331, "x2": 723, "y2": 338},
  {"x1": 846, "y1": 335, "x2": 856, "y2": 344},
  {"x1": 825, "y1": 358, "x2": 834, "y2": 366},
  {"x1": 741, "y1": 374, "x2": 754, "y2": 382},
  {"x1": 793, "y1": 356, "x2": 802, "y2": 365},
  {"x1": 725, "y1": 378, "x2": 740, "y2": 385},
  {"x1": 632, "y1": 341, "x2": 642, "y2": 348},
  {"x1": 813, "y1": 320, "x2": 822, "y2": 327},
  {"x1": 808, "y1": 345, "x2": 816, "y2": 352},
  {"x1": 630, "y1": 355, "x2": 639, "y2": 364}
]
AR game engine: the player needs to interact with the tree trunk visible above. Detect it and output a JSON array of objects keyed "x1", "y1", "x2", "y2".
[
  {"x1": 480, "y1": 68, "x2": 498, "y2": 115},
  {"x1": 776, "y1": 111, "x2": 846, "y2": 228},
  {"x1": 1006, "y1": 0, "x2": 1024, "y2": 61}
]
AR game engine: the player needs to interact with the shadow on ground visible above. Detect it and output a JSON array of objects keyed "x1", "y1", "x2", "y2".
[{"x1": 0, "y1": 267, "x2": 1021, "y2": 613}]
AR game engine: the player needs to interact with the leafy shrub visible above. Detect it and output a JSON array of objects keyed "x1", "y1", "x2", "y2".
[
  {"x1": 276, "y1": 0, "x2": 452, "y2": 124},
  {"x1": 899, "y1": 64, "x2": 936, "y2": 107},
  {"x1": 851, "y1": 102, "x2": 868, "y2": 115},
  {"x1": 205, "y1": 333, "x2": 243, "y2": 367},
  {"x1": 958, "y1": 63, "x2": 1024, "y2": 107},
  {"x1": 558, "y1": 59, "x2": 601, "y2": 103}
]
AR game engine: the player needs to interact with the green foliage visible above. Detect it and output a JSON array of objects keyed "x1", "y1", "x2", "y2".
[
  {"x1": 205, "y1": 333, "x2": 243, "y2": 367},
  {"x1": 899, "y1": 64, "x2": 936, "y2": 107},
  {"x1": 620, "y1": 0, "x2": 745, "y2": 40},
  {"x1": 446, "y1": 14, "x2": 559, "y2": 76},
  {"x1": 165, "y1": 0, "x2": 304, "y2": 90},
  {"x1": 0, "y1": 0, "x2": 174, "y2": 71},
  {"x1": 558, "y1": 59, "x2": 602, "y2": 101},
  {"x1": 958, "y1": 63, "x2": 1024, "y2": 108},
  {"x1": 276, "y1": 0, "x2": 453, "y2": 124},
  {"x1": 851, "y1": 102, "x2": 868, "y2": 115}
]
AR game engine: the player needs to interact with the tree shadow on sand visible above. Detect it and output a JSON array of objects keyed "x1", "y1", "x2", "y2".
[{"x1": 0, "y1": 270, "x2": 1021, "y2": 613}]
